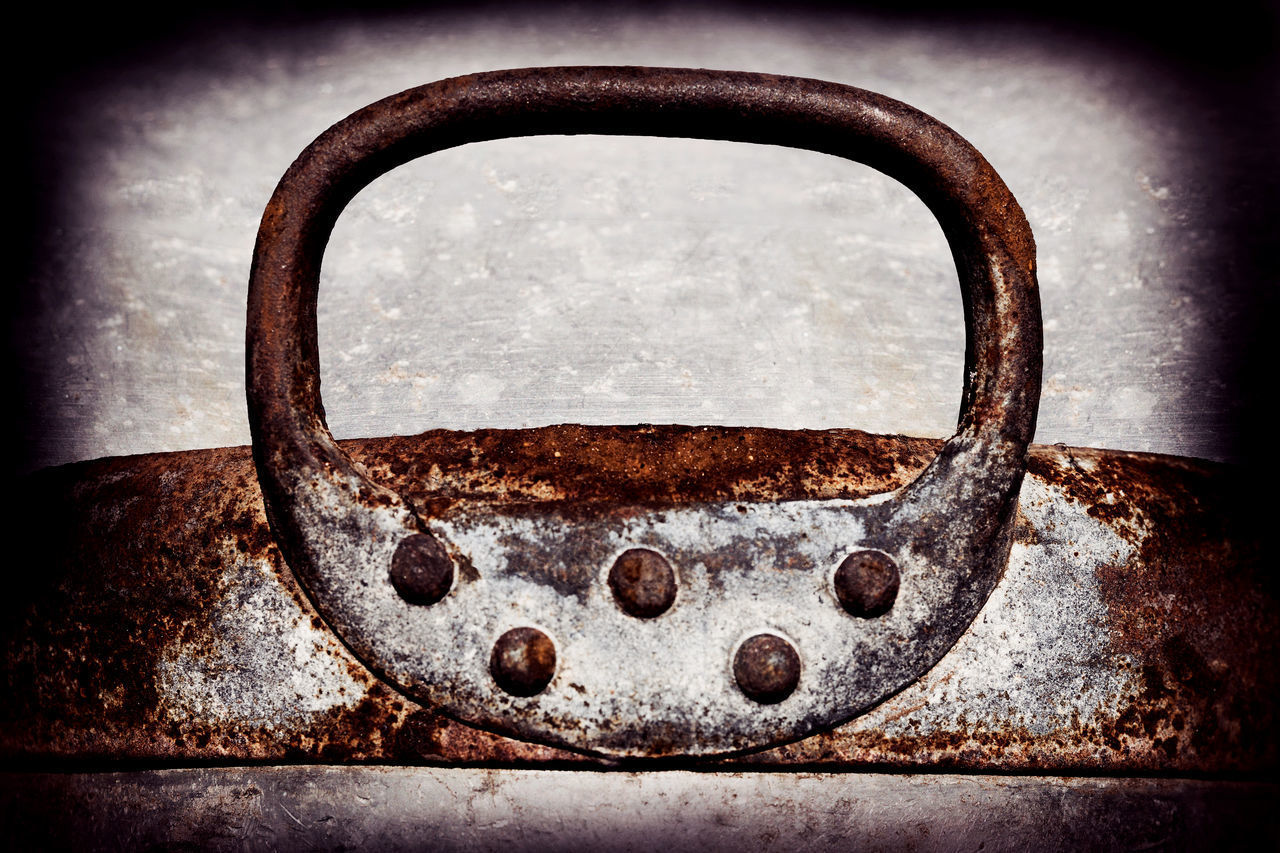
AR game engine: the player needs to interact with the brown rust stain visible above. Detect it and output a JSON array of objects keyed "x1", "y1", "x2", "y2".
[
  {"x1": 730, "y1": 712, "x2": 1199, "y2": 773},
  {"x1": 1029, "y1": 446, "x2": 1276, "y2": 772},
  {"x1": 3, "y1": 447, "x2": 260, "y2": 761},
  {"x1": 345, "y1": 425, "x2": 938, "y2": 515},
  {"x1": 1, "y1": 441, "x2": 584, "y2": 766},
  {"x1": 4, "y1": 431, "x2": 1272, "y2": 771},
  {"x1": 733, "y1": 445, "x2": 1275, "y2": 773}
]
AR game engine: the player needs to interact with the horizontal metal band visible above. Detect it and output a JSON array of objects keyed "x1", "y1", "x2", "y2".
[
  {"x1": 4, "y1": 427, "x2": 1271, "y2": 772},
  {"x1": 2, "y1": 768, "x2": 1276, "y2": 850}
]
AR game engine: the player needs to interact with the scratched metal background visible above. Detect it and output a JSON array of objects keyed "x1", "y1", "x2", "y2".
[
  {"x1": 11, "y1": 1, "x2": 1278, "y2": 849},
  {"x1": 15, "y1": 3, "x2": 1277, "y2": 474}
]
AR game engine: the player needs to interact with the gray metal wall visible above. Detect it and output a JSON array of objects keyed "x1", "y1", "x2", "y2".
[{"x1": 17, "y1": 3, "x2": 1276, "y2": 473}]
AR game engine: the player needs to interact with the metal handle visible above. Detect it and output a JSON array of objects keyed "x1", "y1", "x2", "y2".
[{"x1": 247, "y1": 67, "x2": 1041, "y2": 758}]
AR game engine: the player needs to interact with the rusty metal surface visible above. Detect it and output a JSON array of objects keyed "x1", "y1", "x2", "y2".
[
  {"x1": 245, "y1": 67, "x2": 1041, "y2": 757},
  {"x1": 3, "y1": 428, "x2": 1272, "y2": 772},
  {"x1": 3, "y1": 767, "x2": 1276, "y2": 852},
  {"x1": 747, "y1": 444, "x2": 1275, "y2": 771},
  {"x1": 12, "y1": 13, "x2": 1275, "y2": 849}
]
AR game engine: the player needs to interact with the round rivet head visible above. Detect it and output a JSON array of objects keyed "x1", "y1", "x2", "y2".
[
  {"x1": 389, "y1": 533, "x2": 453, "y2": 605},
  {"x1": 733, "y1": 634, "x2": 801, "y2": 704},
  {"x1": 490, "y1": 627, "x2": 557, "y2": 697},
  {"x1": 608, "y1": 548, "x2": 677, "y2": 618},
  {"x1": 834, "y1": 550, "x2": 900, "y2": 617}
]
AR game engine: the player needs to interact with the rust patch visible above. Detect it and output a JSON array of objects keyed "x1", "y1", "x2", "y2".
[
  {"x1": 346, "y1": 425, "x2": 939, "y2": 515},
  {"x1": 735, "y1": 445, "x2": 1275, "y2": 773},
  {"x1": 0, "y1": 442, "x2": 584, "y2": 766},
  {"x1": 1031, "y1": 446, "x2": 1276, "y2": 772}
]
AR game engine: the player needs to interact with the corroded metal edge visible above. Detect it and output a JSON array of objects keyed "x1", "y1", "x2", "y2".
[{"x1": 3, "y1": 426, "x2": 1273, "y2": 772}]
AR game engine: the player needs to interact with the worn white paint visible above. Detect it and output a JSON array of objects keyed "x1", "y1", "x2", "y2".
[
  {"x1": 157, "y1": 555, "x2": 365, "y2": 726},
  {"x1": 848, "y1": 477, "x2": 1138, "y2": 739}
]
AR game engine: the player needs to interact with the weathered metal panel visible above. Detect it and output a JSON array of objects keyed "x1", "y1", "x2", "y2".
[{"x1": 5, "y1": 427, "x2": 1271, "y2": 772}]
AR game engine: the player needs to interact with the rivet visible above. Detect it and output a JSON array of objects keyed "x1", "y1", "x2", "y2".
[
  {"x1": 733, "y1": 633, "x2": 800, "y2": 704},
  {"x1": 834, "y1": 550, "x2": 900, "y2": 617},
  {"x1": 490, "y1": 627, "x2": 557, "y2": 697},
  {"x1": 389, "y1": 533, "x2": 453, "y2": 605},
  {"x1": 608, "y1": 548, "x2": 677, "y2": 618}
]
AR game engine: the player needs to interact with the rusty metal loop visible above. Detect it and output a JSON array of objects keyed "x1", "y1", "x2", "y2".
[
  {"x1": 249, "y1": 65, "x2": 1040, "y2": 524},
  {"x1": 245, "y1": 67, "x2": 1042, "y2": 757}
]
